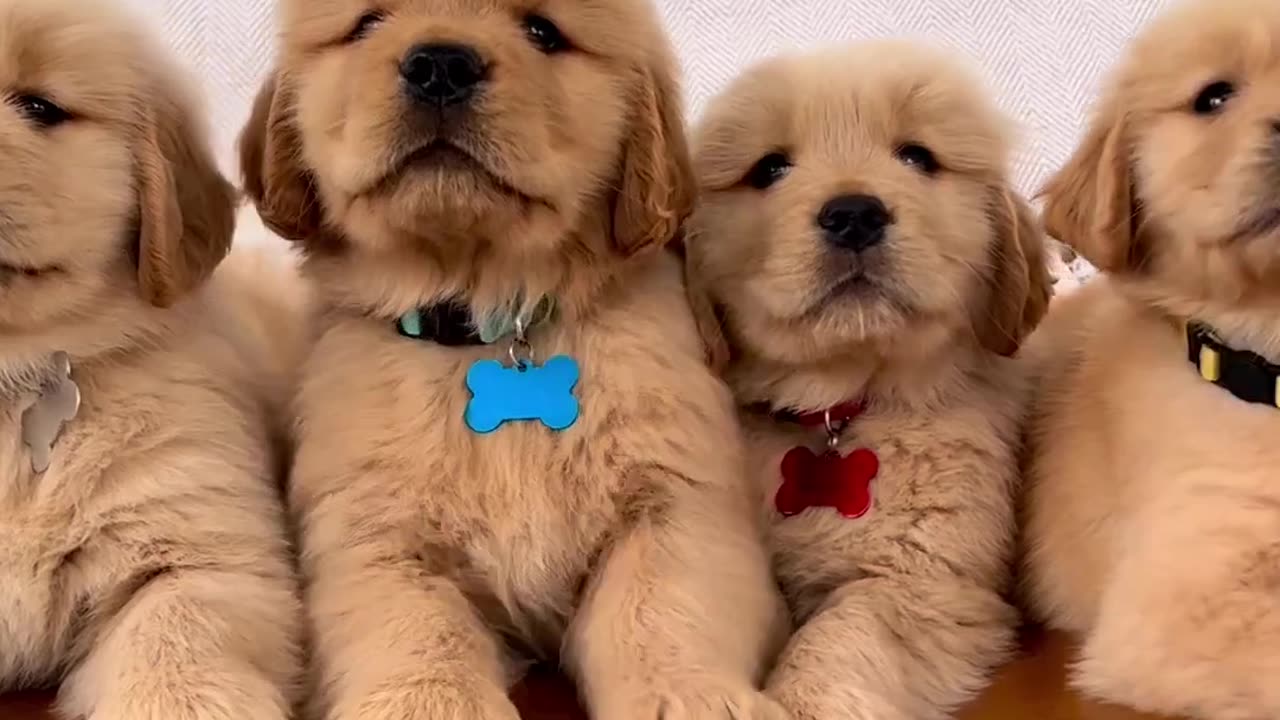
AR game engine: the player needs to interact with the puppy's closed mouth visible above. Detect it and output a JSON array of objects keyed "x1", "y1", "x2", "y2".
[
  {"x1": 404, "y1": 141, "x2": 484, "y2": 173},
  {"x1": 393, "y1": 141, "x2": 533, "y2": 203},
  {"x1": 804, "y1": 269, "x2": 880, "y2": 316}
]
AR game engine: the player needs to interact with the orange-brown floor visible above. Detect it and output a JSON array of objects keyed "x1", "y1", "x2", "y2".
[{"x1": 0, "y1": 629, "x2": 1174, "y2": 720}]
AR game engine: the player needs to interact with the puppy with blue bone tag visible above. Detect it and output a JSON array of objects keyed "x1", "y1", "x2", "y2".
[{"x1": 239, "y1": 0, "x2": 788, "y2": 718}]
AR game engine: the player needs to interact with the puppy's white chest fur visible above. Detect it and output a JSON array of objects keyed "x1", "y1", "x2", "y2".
[
  {"x1": 1108, "y1": 342, "x2": 1280, "y2": 492},
  {"x1": 0, "y1": 394, "x2": 114, "y2": 684},
  {"x1": 744, "y1": 386, "x2": 1022, "y2": 622},
  {"x1": 295, "y1": 261, "x2": 741, "y2": 659},
  {"x1": 1029, "y1": 307, "x2": 1280, "y2": 629},
  {"x1": 1021, "y1": 274, "x2": 1280, "y2": 716},
  {"x1": 0, "y1": 342, "x2": 276, "y2": 689}
]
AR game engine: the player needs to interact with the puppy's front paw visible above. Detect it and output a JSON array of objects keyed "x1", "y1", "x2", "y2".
[
  {"x1": 339, "y1": 679, "x2": 521, "y2": 720},
  {"x1": 81, "y1": 691, "x2": 289, "y2": 720},
  {"x1": 767, "y1": 678, "x2": 894, "y2": 720},
  {"x1": 607, "y1": 680, "x2": 791, "y2": 720}
]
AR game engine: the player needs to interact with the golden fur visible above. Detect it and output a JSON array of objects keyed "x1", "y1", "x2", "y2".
[
  {"x1": 683, "y1": 41, "x2": 1051, "y2": 720},
  {"x1": 0, "y1": 0, "x2": 304, "y2": 718},
  {"x1": 239, "y1": 0, "x2": 788, "y2": 718},
  {"x1": 1021, "y1": 1, "x2": 1280, "y2": 717}
]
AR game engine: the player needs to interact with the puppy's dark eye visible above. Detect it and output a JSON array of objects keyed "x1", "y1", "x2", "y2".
[
  {"x1": 523, "y1": 14, "x2": 569, "y2": 54},
  {"x1": 344, "y1": 10, "x2": 385, "y2": 43},
  {"x1": 895, "y1": 143, "x2": 939, "y2": 175},
  {"x1": 1193, "y1": 81, "x2": 1235, "y2": 115},
  {"x1": 12, "y1": 95, "x2": 70, "y2": 128},
  {"x1": 745, "y1": 152, "x2": 792, "y2": 190}
]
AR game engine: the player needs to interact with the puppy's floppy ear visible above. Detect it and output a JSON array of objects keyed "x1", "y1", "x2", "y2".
[
  {"x1": 611, "y1": 58, "x2": 697, "y2": 257},
  {"x1": 973, "y1": 190, "x2": 1052, "y2": 357},
  {"x1": 1039, "y1": 94, "x2": 1135, "y2": 273},
  {"x1": 135, "y1": 87, "x2": 235, "y2": 307},
  {"x1": 239, "y1": 71, "x2": 326, "y2": 245},
  {"x1": 673, "y1": 232, "x2": 731, "y2": 372}
]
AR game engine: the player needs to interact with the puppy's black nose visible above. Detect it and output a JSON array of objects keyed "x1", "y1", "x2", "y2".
[
  {"x1": 400, "y1": 44, "x2": 487, "y2": 106},
  {"x1": 817, "y1": 194, "x2": 893, "y2": 252}
]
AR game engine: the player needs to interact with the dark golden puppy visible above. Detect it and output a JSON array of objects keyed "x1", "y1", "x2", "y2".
[
  {"x1": 241, "y1": 1, "x2": 788, "y2": 719},
  {"x1": 684, "y1": 41, "x2": 1051, "y2": 720},
  {"x1": 1023, "y1": 0, "x2": 1280, "y2": 717},
  {"x1": 245, "y1": 0, "x2": 694, "y2": 312}
]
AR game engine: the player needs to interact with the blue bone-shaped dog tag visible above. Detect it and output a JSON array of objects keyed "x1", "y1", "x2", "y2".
[{"x1": 465, "y1": 355, "x2": 580, "y2": 434}]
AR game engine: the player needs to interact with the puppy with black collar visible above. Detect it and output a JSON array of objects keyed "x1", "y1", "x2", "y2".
[
  {"x1": 1022, "y1": 1, "x2": 1280, "y2": 718},
  {"x1": 239, "y1": 0, "x2": 789, "y2": 718}
]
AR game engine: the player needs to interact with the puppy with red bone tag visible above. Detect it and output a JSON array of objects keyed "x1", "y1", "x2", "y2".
[{"x1": 682, "y1": 39, "x2": 1051, "y2": 720}]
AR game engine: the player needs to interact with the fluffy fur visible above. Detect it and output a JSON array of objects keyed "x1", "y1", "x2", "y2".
[
  {"x1": 239, "y1": 0, "x2": 788, "y2": 718},
  {"x1": 1021, "y1": 1, "x2": 1280, "y2": 717},
  {"x1": 683, "y1": 41, "x2": 1051, "y2": 720},
  {"x1": 0, "y1": 1, "x2": 304, "y2": 718}
]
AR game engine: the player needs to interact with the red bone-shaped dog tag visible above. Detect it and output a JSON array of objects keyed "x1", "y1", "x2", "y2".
[{"x1": 776, "y1": 446, "x2": 879, "y2": 519}]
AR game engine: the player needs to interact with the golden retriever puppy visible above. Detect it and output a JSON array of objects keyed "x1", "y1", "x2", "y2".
[
  {"x1": 682, "y1": 41, "x2": 1052, "y2": 720},
  {"x1": 238, "y1": 0, "x2": 788, "y2": 718},
  {"x1": 1022, "y1": 0, "x2": 1280, "y2": 717},
  {"x1": 0, "y1": 0, "x2": 303, "y2": 718}
]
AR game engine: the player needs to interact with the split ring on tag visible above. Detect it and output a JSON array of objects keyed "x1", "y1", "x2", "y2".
[
  {"x1": 824, "y1": 408, "x2": 840, "y2": 451},
  {"x1": 507, "y1": 317, "x2": 535, "y2": 370}
]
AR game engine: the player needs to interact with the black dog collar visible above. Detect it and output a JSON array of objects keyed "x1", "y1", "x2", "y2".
[
  {"x1": 396, "y1": 300, "x2": 486, "y2": 347},
  {"x1": 396, "y1": 296, "x2": 556, "y2": 347},
  {"x1": 1187, "y1": 321, "x2": 1280, "y2": 409}
]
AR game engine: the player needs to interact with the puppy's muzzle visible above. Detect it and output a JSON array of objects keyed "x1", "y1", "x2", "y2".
[
  {"x1": 817, "y1": 194, "x2": 893, "y2": 253},
  {"x1": 400, "y1": 43, "x2": 488, "y2": 107}
]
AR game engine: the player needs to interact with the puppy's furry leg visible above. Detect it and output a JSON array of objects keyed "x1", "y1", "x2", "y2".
[
  {"x1": 567, "y1": 486, "x2": 789, "y2": 720},
  {"x1": 305, "y1": 527, "x2": 519, "y2": 720},
  {"x1": 767, "y1": 575, "x2": 1016, "y2": 720},
  {"x1": 1074, "y1": 497, "x2": 1280, "y2": 720},
  {"x1": 58, "y1": 568, "x2": 300, "y2": 720}
]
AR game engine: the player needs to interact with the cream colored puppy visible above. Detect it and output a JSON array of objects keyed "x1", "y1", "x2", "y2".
[
  {"x1": 683, "y1": 42, "x2": 1050, "y2": 720},
  {"x1": 0, "y1": 0, "x2": 303, "y2": 718},
  {"x1": 1022, "y1": 1, "x2": 1280, "y2": 718},
  {"x1": 239, "y1": 0, "x2": 787, "y2": 718}
]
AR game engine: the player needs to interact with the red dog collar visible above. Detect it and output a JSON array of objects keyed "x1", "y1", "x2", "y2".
[{"x1": 774, "y1": 400, "x2": 866, "y2": 429}]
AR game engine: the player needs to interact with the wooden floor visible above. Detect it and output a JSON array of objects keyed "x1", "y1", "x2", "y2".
[
  {"x1": 0, "y1": 629, "x2": 1174, "y2": 720},
  {"x1": 954, "y1": 628, "x2": 1171, "y2": 720}
]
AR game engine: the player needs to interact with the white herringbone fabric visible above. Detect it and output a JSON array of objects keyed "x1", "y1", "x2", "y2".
[{"x1": 124, "y1": 0, "x2": 1173, "y2": 252}]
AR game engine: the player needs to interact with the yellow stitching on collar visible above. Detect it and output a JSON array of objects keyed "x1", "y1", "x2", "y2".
[{"x1": 1199, "y1": 345, "x2": 1221, "y2": 382}]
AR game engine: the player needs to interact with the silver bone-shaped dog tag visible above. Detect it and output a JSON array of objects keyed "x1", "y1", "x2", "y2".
[{"x1": 21, "y1": 351, "x2": 80, "y2": 474}]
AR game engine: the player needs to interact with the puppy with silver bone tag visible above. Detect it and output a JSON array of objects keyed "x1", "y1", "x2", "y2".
[{"x1": 0, "y1": 1, "x2": 306, "y2": 719}]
